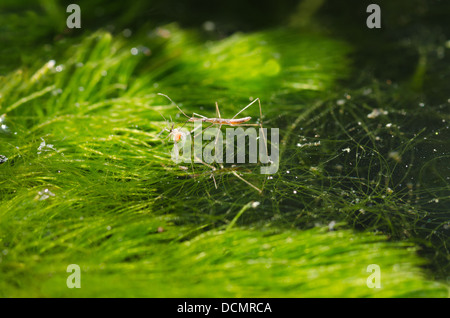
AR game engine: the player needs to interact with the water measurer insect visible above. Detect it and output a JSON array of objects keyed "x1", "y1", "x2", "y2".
[
  {"x1": 157, "y1": 93, "x2": 267, "y2": 150},
  {"x1": 157, "y1": 93, "x2": 264, "y2": 128},
  {"x1": 157, "y1": 93, "x2": 279, "y2": 193}
]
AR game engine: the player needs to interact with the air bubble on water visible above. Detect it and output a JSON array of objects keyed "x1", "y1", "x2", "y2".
[
  {"x1": 37, "y1": 188, "x2": 55, "y2": 201},
  {"x1": 251, "y1": 201, "x2": 260, "y2": 208},
  {"x1": 363, "y1": 88, "x2": 372, "y2": 95},
  {"x1": 122, "y1": 28, "x2": 132, "y2": 37},
  {"x1": 37, "y1": 138, "x2": 57, "y2": 155},
  {"x1": 388, "y1": 151, "x2": 401, "y2": 162},
  {"x1": 297, "y1": 140, "x2": 320, "y2": 148},
  {"x1": 203, "y1": 21, "x2": 216, "y2": 32},
  {"x1": 367, "y1": 108, "x2": 388, "y2": 119},
  {"x1": 52, "y1": 88, "x2": 62, "y2": 95},
  {"x1": 328, "y1": 221, "x2": 336, "y2": 231}
]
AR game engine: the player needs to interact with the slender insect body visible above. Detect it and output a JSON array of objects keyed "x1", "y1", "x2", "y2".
[
  {"x1": 188, "y1": 116, "x2": 252, "y2": 125},
  {"x1": 228, "y1": 116, "x2": 252, "y2": 125}
]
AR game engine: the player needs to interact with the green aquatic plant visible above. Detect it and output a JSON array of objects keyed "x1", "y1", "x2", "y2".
[{"x1": 0, "y1": 0, "x2": 448, "y2": 297}]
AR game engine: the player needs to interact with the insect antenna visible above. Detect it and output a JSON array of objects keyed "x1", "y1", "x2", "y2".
[{"x1": 157, "y1": 93, "x2": 191, "y2": 119}]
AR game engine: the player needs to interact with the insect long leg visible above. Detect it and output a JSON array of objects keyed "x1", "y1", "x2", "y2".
[
  {"x1": 193, "y1": 122, "x2": 216, "y2": 139},
  {"x1": 231, "y1": 98, "x2": 260, "y2": 120},
  {"x1": 156, "y1": 111, "x2": 170, "y2": 137},
  {"x1": 231, "y1": 98, "x2": 267, "y2": 156},
  {"x1": 254, "y1": 98, "x2": 268, "y2": 191},
  {"x1": 194, "y1": 155, "x2": 218, "y2": 189},
  {"x1": 189, "y1": 104, "x2": 221, "y2": 138},
  {"x1": 215, "y1": 102, "x2": 221, "y2": 119},
  {"x1": 228, "y1": 98, "x2": 268, "y2": 192},
  {"x1": 193, "y1": 112, "x2": 207, "y2": 119},
  {"x1": 177, "y1": 117, "x2": 191, "y2": 131},
  {"x1": 157, "y1": 93, "x2": 267, "y2": 193},
  {"x1": 214, "y1": 124, "x2": 223, "y2": 148},
  {"x1": 181, "y1": 113, "x2": 210, "y2": 137},
  {"x1": 219, "y1": 161, "x2": 262, "y2": 194},
  {"x1": 214, "y1": 102, "x2": 222, "y2": 147},
  {"x1": 194, "y1": 155, "x2": 261, "y2": 192},
  {"x1": 256, "y1": 98, "x2": 268, "y2": 157},
  {"x1": 157, "y1": 127, "x2": 168, "y2": 138},
  {"x1": 231, "y1": 171, "x2": 262, "y2": 194}
]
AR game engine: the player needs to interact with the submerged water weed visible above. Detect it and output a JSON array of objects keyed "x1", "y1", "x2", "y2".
[
  {"x1": 0, "y1": 1, "x2": 449, "y2": 296},
  {"x1": 1, "y1": 226, "x2": 448, "y2": 297}
]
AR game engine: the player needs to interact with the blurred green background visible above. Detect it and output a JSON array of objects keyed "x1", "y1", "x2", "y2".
[{"x1": 0, "y1": 0, "x2": 449, "y2": 297}]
